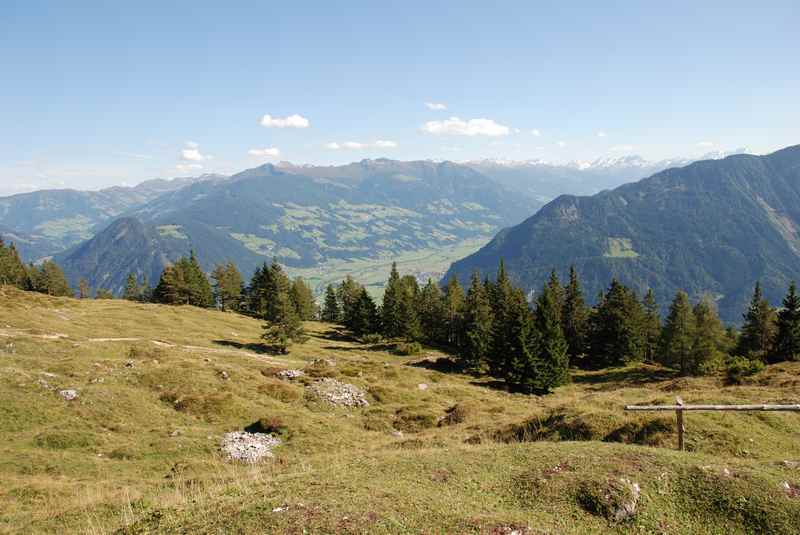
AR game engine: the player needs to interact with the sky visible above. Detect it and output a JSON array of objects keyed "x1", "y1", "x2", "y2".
[{"x1": 1, "y1": 0, "x2": 798, "y2": 195}]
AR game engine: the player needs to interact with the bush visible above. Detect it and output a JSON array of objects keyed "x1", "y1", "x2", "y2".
[
  {"x1": 360, "y1": 333, "x2": 384, "y2": 345},
  {"x1": 394, "y1": 342, "x2": 422, "y2": 356},
  {"x1": 725, "y1": 356, "x2": 765, "y2": 385},
  {"x1": 438, "y1": 402, "x2": 477, "y2": 426}
]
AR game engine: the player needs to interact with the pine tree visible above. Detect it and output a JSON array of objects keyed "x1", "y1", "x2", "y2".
[
  {"x1": 487, "y1": 259, "x2": 517, "y2": 377},
  {"x1": 460, "y1": 272, "x2": 494, "y2": 371},
  {"x1": 338, "y1": 276, "x2": 363, "y2": 331},
  {"x1": 124, "y1": 273, "x2": 140, "y2": 301},
  {"x1": 528, "y1": 279, "x2": 570, "y2": 392},
  {"x1": 658, "y1": 291, "x2": 695, "y2": 373},
  {"x1": 381, "y1": 263, "x2": 403, "y2": 338},
  {"x1": 773, "y1": 281, "x2": 800, "y2": 361},
  {"x1": 184, "y1": 251, "x2": 213, "y2": 308},
  {"x1": 561, "y1": 266, "x2": 588, "y2": 360},
  {"x1": 139, "y1": 275, "x2": 152, "y2": 303},
  {"x1": 290, "y1": 277, "x2": 316, "y2": 320},
  {"x1": 321, "y1": 284, "x2": 341, "y2": 323},
  {"x1": 546, "y1": 269, "x2": 564, "y2": 325},
  {"x1": 690, "y1": 295, "x2": 725, "y2": 374},
  {"x1": 95, "y1": 288, "x2": 114, "y2": 299},
  {"x1": 737, "y1": 281, "x2": 776, "y2": 359},
  {"x1": 641, "y1": 289, "x2": 661, "y2": 363},
  {"x1": 418, "y1": 279, "x2": 446, "y2": 344},
  {"x1": 28, "y1": 260, "x2": 71, "y2": 297},
  {"x1": 262, "y1": 289, "x2": 307, "y2": 353},
  {"x1": 442, "y1": 276, "x2": 464, "y2": 347},
  {"x1": 587, "y1": 279, "x2": 645, "y2": 367},
  {"x1": 502, "y1": 294, "x2": 539, "y2": 393},
  {"x1": 0, "y1": 239, "x2": 28, "y2": 289},
  {"x1": 153, "y1": 265, "x2": 185, "y2": 304}
]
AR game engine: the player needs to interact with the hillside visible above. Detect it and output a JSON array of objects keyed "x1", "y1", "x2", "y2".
[
  {"x1": 0, "y1": 175, "x2": 217, "y2": 259},
  {"x1": 446, "y1": 145, "x2": 800, "y2": 322},
  {"x1": 55, "y1": 160, "x2": 532, "y2": 295},
  {"x1": 2, "y1": 286, "x2": 800, "y2": 533}
]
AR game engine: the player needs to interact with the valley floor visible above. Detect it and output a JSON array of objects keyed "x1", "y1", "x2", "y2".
[{"x1": 1, "y1": 286, "x2": 799, "y2": 534}]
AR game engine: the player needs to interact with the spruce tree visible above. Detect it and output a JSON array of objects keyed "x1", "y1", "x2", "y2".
[
  {"x1": 487, "y1": 259, "x2": 517, "y2": 377},
  {"x1": 587, "y1": 279, "x2": 645, "y2": 367},
  {"x1": 502, "y1": 293, "x2": 539, "y2": 393},
  {"x1": 290, "y1": 277, "x2": 316, "y2": 320},
  {"x1": 124, "y1": 273, "x2": 140, "y2": 301},
  {"x1": 442, "y1": 276, "x2": 464, "y2": 347},
  {"x1": 562, "y1": 265, "x2": 588, "y2": 360},
  {"x1": 0, "y1": 239, "x2": 28, "y2": 289},
  {"x1": 28, "y1": 260, "x2": 71, "y2": 297},
  {"x1": 338, "y1": 276, "x2": 363, "y2": 331},
  {"x1": 460, "y1": 272, "x2": 494, "y2": 371},
  {"x1": 78, "y1": 279, "x2": 91, "y2": 299},
  {"x1": 658, "y1": 290, "x2": 695, "y2": 374},
  {"x1": 262, "y1": 289, "x2": 307, "y2": 353},
  {"x1": 381, "y1": 262, "x2": 403, "y2": 338},
  {"x1": 321, "y1": 284, "x2": 341, "y2": 323},
  {"x1": 185, "y1": 251, "x2": 213, "y2": 308},
  {"x1": 690, "y1": 295, "x2": 725, "y2": 374},
  {"x1": 737, "y1": 282, "x2": 776, "y2": 359},
  {"x1": 641, "y1": 289, "x2": 662, "y2": 363},
  {"x1": 350, "y1": 288, "x2": 379, "y2": 336},
  {"x1": 212, "y1": 263, "x2": 242, "y2": 312},
  {"x1": 418, "y1": 279, "x2": 446, "y2": 345},
  {"x1": 153, "y1": 265, "x2": 185, "y2": 305},
  {"x1": 397, "y1": 275, "x2": 422, "y2": 341},
  {"x1": 529, "y1": 279, "x2": 570, "y2": 392},
  {"x1": 546, "y1": 269, "x2": 564, "y2": 325},
  {"x1": 774, "y1": 281, "x2": 800, "y2": 361}
]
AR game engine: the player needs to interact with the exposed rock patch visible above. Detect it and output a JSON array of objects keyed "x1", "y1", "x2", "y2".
[
  {"x1": 58, "y1": 389, "x2": 79, "y2": 401},
  {"x1": 306, "y1": 378, "x2": 369, "y2": 407},
  {"x1": 277, "y1": 369, "x2": 304, "y2": 380},
  {"x1": 220, "y1": 431, "x2": 280, "y2": 463}
]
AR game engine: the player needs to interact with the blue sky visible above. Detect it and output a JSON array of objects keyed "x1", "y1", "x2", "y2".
[{"x1": 1, "y1": 0, "x2": 798, "y2": 194}]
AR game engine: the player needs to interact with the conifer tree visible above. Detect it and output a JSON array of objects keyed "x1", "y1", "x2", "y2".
[
  {"x1": 262, "y1": 289, "x2": 307, "y2": 353},
  {"x1": 737, "y1": 281, "x2": 776, "y2": 359},
  {"x1": 212, "y1": 262, "x2": 243, "y2": 312},
  {"x1": 587, "y1": 279, "x2": 645, "y2": 367},
  {"x1": 381, "y1": 262, "x2": 403, "y2": 338},
  {"x1": 562, "y1": 266, "x2": 589, "y2": 360},
  {"x1": 28, "y1": 260, "x2": 71, "y2": 297},
  {"x1": 690, "y1": 295, "x2": 725, "y2": 374},
  {"x1": 487, "y1": 260, "x2": 517, "y2": 377},
  {"x1": 397, "y1": 275, "x2": 422, "y2": 341},
  {"x1": 658, "y1": 291, "x2": 695, "y2": 373},
  {"x1": 0, "y1": 239, "x2": 28, "y2": 288},
  {"x1": 460, "y1": 272, "x2": 494, "y2": 371},
  {"x1": 139, "y1": 275, "x2": 152, "y2": 303},
  {"x1": 124, "y1": 273, "x2": 140, "y2": 301},
  {"x1": 290, "y1": 277, "x2": 316, "y2": 320},
  {"x1": 641, "y1": 289, "x2": 662, "y2": 363},
  {"x1": 153, "y1": 265, "x2": 185, "y2": 304},
  {"x1": 338, "y1": 276, "x2": 363, "y2": 331},
  {"x1": 529, "y1": 279, "x2": 570, "y2": 391},
  {"x1": 502, "y1": 293, "x2": 539, "y2": 393},
  {"x1": 184, "y1": 251, "x2": 213, "y2": 308},
  {"x1": 418, "y1": 279, "x2": 446, "y2": 344},
  {"x1": 321, "y1": 284, "x2": 341, "y2": 323},
  {"x1": 350, "y1": 288, "x2": 379, "y2": 336},
  {"x1": 773, "y1": 281, "x2": 800, "y2": 361},
  {"x1": 442, "y1": 276, "x2": 464, "y2": 347},
  {"x1": 95, "y1": 288, "x2": 114, "y2": 299},
  {"x1": 546, "y1": 269, "x2": 564, "y2": 325}
]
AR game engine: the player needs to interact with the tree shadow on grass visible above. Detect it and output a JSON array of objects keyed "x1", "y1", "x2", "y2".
[
  {"x1": 572, "y1": 364, "x2": 678, "y2": 391},
  {"x1": 213, "y1": 339, "x2": 282, "y2": 355}
]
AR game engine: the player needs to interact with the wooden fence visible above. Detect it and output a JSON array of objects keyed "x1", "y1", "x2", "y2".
[{"x1": 625, "y1": 396, "x2": 800, "y2": 451}]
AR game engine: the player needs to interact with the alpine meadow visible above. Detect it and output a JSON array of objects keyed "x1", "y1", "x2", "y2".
[{"x1": 2, "y1": 2, "x2": 800, "y2": 534}]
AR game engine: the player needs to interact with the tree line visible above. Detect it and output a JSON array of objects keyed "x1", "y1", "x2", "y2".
[{"x1": 0, "y1": 238, "x2": 72, "y2": 297}]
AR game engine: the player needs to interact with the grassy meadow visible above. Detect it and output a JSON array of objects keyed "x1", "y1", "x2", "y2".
[{"x1": 1, "y1": 286, "x2": 799, "y2": 534}]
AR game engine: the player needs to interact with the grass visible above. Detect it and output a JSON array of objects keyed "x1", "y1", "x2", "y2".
[{"x1": 1, "y1": 285, "x2": 799, "y2": 534}]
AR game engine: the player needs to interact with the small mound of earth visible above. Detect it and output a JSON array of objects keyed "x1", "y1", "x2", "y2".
[
  {"x1": 307, "y1": 378, "x2": 369, "y2": 407},
  {"x1": 220, "y1": 431, "x2": 280, "y2": 463},
  {"x1": 277, "y1": 369, "x2": 304, "y2": 380}
]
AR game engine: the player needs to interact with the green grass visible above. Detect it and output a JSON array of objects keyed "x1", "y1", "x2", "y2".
[{"x1": 1, "y1": 285, "x2": 799, "y2": 534}]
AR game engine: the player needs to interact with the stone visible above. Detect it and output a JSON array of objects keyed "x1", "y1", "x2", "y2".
[
  {"x1": 220, "y1": 370, "x2": 230, "y2": 380},
  {"x1": 276, "y1": 369, "x2": 304, "y2": 380},
  {"x1": 59, "y1": 389, "x2": 79, "y2": 401},
  {"x1": 220, "y1": 431, "x2": 280, "y2": 464},
  {"x1": 306, "y1": 378, "x2": 369, "y2": 408},
  {"x1": 418, "y1": 383, "x2": 428, "y2": 390}
]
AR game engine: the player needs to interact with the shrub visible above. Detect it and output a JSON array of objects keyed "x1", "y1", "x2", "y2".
[
  {"x1": 360, "y1": 333, "x2": 384, "y2": 345},
  {"x1": 725, "y1": 356, "x2": 765, "y2": 385},
  {"x1": 438, "y1": 402, "x2": 477, "y2": 426},
  {"x1": 394, "y1": 342, "x2": 422, "y2": 356}
]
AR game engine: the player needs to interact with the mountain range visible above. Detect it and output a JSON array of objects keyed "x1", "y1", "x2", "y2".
[{"x1": 445, "y1": 145, "x2": 800, "y2": 322}]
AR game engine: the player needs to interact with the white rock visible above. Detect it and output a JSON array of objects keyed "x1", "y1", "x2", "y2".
[
  {"x1": 220, "y1": 431, "x2": 280, "y2": 464},
  {"x1": 276, "y1": 369, "x2": 304, "y2": 380},
  {"x1": 59, "y1": 389, "x2": 79, "y2": 401},
  {"x1": 418, "y1": 383, "x2": 428, "y2": 390},
  {"x1": 306, "y1": 378, "x2": 369, "y2": 408}
]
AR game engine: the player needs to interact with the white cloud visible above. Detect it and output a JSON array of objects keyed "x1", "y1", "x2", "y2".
[
  {"x1": 597, "y1": 131, "x2": 608, "y2": 137},
  {"x1": 248, "y1": 147, "x2": 281, "y2": 159},
  {"x1": 324, "y1": 140, "x2": 398, "y2": 150},
  {"x1": 421, "y1": 117, "x2": 510, "y2": 137},
  {"x1": 531, "y1": 129, "x2": 542, "y2": 137},
  {"x1": 611, "y1": 144, "x2": 635, "y2": 152},
  {"x1": 181, "y1": 148, "x2": 206, "y2": 161},
  {"x1": 260, "y1": 113, "x2": 310, "y2": 128},
  {"x1": 185, "y1": 140, "x2": 199, "y2": 149},
  {"x1": 176, "y1": 163, "x2": 203, "y2": 173},
  {"x1": 557, "y1": 141, "x2": 567, "y2": 147},
  {"x1": 425, "y1": 102, "x2": 447, "y2": 110},
  {"x1": 697, "y1": 141, "x2": 715, "y2": 147}
]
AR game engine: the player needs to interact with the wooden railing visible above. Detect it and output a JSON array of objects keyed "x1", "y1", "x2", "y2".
[{"x1": 625, "y1": 396, "x2": 800, "y2": 451}]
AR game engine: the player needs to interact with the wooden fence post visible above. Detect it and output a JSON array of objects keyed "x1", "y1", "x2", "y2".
[{"x1": 675, "y1": 396, "x2": 685, "y2": 451}]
